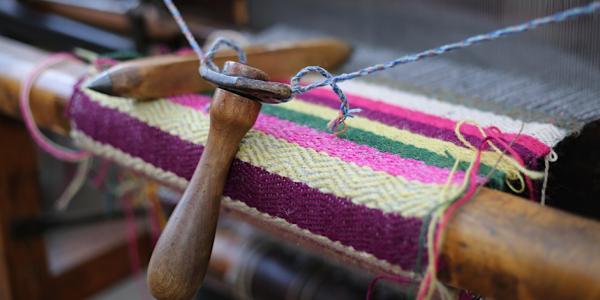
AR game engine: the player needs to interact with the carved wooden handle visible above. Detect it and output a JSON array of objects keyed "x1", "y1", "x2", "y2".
[{"x1": 147, "y1": 62, "x2": 267, "y2": 300}]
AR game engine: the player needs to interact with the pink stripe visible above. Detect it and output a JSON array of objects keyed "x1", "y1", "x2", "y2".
[
  {"x1": 308, "y1": 88, "x2": 550, "y2": 156},
  {"x1": 169, "y1": 94, "x2": 466, "y2": 185}
]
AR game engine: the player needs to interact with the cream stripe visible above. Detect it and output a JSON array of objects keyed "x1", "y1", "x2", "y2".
[
  {"x1": 281, "y1": 98, "x2": 519, "y2": 174},
  {"x1": 337, "y1": 80, "x2": 568, "y2": 147},
  {"x1": 72, "y1": 129, "x2": 415, "y2": 278},
  {"x1": 80, "y1": 88, "x2": 458, "y2": 217}
]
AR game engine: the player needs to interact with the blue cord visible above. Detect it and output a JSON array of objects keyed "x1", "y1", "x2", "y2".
[
  {"x1": 163, "y1": 0, "x2": 205, "y2": 59},
  {"x1": 203, "y1": 38, "x2": 247, "y2": 71}
]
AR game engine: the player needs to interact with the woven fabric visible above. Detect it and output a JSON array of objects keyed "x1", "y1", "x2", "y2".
[{"x1": 69, "y1": 79, "x2": 563, "y2": 275}]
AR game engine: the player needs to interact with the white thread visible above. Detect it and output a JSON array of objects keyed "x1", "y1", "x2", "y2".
[
  {"x1": 540, "y1": 150, "x2": 558, "y2": 206},
  {"x1": 54, "y1": 157, "x2": 92, "y2": 210}
]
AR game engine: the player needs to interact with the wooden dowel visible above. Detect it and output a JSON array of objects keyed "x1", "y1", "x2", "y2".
[{"x1": 86, "y1": 39, "x2": 351, "y2": 99}]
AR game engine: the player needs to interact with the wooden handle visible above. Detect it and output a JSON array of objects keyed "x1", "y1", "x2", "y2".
[{"x1": 147, "y1": 62, "x2": 266, "y2": 300}]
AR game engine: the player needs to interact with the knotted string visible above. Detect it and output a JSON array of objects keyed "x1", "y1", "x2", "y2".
[
  {"x1": 290, "y1": 66, "x2": 361, "y2": 134},
  {"x1": 163, "y1": 1, "x2": 600, "y2": 135}
]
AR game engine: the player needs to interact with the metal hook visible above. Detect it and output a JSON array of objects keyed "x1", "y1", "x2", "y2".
[{"x1": 200, "y1": 60, "x2": 292, "y2": 104}]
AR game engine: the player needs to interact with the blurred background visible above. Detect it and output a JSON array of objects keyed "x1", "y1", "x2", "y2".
[{"x1": 1, "y1": 0, "x2": 599, "y2": 299}]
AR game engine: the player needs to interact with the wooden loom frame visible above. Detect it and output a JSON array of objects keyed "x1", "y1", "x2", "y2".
[{"x1": 1, "y1": 36, "x2": 600, "y2": 299}]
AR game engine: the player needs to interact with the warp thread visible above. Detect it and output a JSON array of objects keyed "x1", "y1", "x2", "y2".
[
  {"x1": 541, "y1": 150, "x2": 558, "y2": 206},
  {"x1": 290, "y1": 66, "x2": 362, "y2": 134},
  {"x1": 163, "y1": 0, "x2": 600, "y2": 134}
]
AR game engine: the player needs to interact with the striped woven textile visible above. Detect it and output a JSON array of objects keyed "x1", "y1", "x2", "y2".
[{"x1": 69, "y1": 79, "x2": 564, "y2": 276}]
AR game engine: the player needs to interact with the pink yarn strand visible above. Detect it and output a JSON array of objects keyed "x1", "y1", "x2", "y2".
[
  {"x1": 19, "y1": 53, "x2": 89, "y2": 162},
  {"x1": 417, "y1": 127, "x2": 538, "y2": 299},
  {"x1": 485, "y1": 126, "x2": 535, "y2": 200}
]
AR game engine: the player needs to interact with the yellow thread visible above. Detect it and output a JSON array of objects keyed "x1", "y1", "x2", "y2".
[{"x1": 506, "y1": 173, "x2": 526, "y2": 193}]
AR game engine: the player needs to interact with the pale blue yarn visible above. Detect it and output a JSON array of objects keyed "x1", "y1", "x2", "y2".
[
  {"x1": 163, "y1": 0, "x2": 204, "y2": 59},
  {"x1": 204, "y1": 38, "x2": 247, "y2": 71},
  {"x1": 163, "y1": 0, "x2": 600, "y2": 132}
]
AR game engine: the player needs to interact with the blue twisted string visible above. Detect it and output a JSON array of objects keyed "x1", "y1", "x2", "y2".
[
  {"x1": 163, "y1": 0, "x2": 204, "y2": 60},
  {"x1": 291, "y1": 66, "x2": 361, "y2": 133},
  {"x1": 164, "y1": 0, "x2": 600, "y2": 134},
  {"x1": 203, "y1": 38, "x2": 247, "y2": 71}
]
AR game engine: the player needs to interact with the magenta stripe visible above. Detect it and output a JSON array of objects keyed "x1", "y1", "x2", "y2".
[
  {"x1": 70, "y1": 88, "x2": 426, "y2": 270},
  {"x1": 302, "y1": 88, "x2": 550, "y2": 159},
  {"x1": 170, "y1": 94, "x2": 466, "y2": 184}
]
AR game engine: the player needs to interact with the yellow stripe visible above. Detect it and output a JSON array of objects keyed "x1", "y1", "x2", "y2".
[
  {"x1": 81, "y1": 88, "x2": 459, "y2": 217},
  {"x1": 281, "y1": 99, "x2": 517, "y2": 174}
]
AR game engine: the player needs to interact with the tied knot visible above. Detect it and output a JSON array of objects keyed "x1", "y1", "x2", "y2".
[{"x1": 291, "y1": 66, "x2": 360, "y2": 135}]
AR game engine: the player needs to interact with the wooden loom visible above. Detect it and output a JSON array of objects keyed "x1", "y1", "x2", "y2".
[{"x1": 2, "y1": 28, "x2": 600, "y2": 300}]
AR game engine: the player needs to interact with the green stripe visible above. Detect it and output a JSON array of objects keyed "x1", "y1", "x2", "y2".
[{"x1": 262, "y1": 104, "x2": 505, "y2": 188}]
